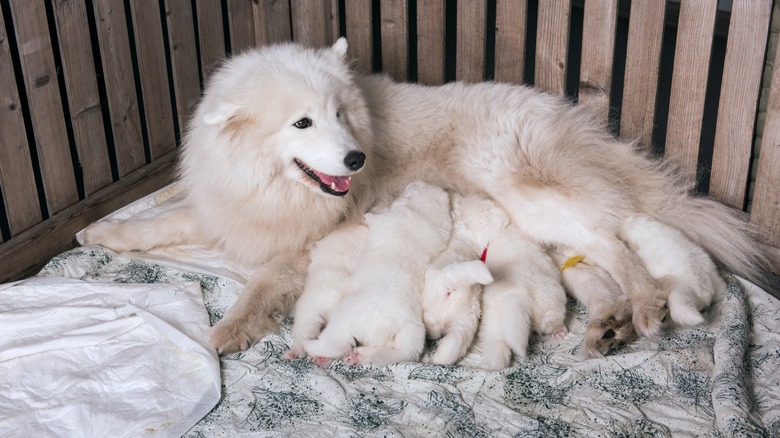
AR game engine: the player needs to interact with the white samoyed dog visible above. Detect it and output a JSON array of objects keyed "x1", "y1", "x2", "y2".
[
  {"x1": 301, "y1": 182, "x2": 452, "y2": 366},
  {"x1": 82, "y1": 39, "x2": 769, "y2": 354}
]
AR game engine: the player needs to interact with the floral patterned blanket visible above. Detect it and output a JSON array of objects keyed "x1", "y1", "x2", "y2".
[{"x1": 37, "y1": 243, "x2": 780, "y2": 437}]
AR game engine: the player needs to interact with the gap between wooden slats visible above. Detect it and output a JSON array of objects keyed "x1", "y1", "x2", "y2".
[
  {"x1": 416, "y1": 0, "x2": 445, "y2": 85},
  {"x1": 254, "y1": 0, "x2": 292, "y2": 46},
  {"x1": 664, "y1": 0, "x2": 717, "y2": 183},
  {"x1": 344, "y1": 0, "x2": 373, "y2": 74},
  {"x1": 620, "y1": 0, "x2": 666, "y2": 150},
  {"x1": 129, "y1": 0, "x2": 176, "y2": 161},
  {"x1": 534, "y1": 0, "x2": 570, "y2": 95},
  {"x1": 195, "y1": 0, "x2": 226, "y2": 81},
  {"x1": 711, "y1": 0, "x2": 772, "y2": 210},
  {"x1": 291, "y1": 0, "x2": 335, "y2": 48},
  {"x1": 380, "y1": 0, "x2": 408, "y2": 82},
  {"x1": 0, "y1": 7, "x2": 42, "y2": 235},
  {"x1": 578, "y1": 0, "x2": 617, "y2": 122},
  {"x1": 165, "y1": 0, "x2": 200, "y2": 136},
  {"x1": 494, "y1": 0, "x2": 526, "y2": 84},
  {"x1": 93, "y1": 0, "x2": 146, "y2": 178},
  {"x1": 748, "y1": 5, "x2": 780, "y2": 247},
  {"x1": 456, "y1": 0, "x2": 486, "y2": 82},
  {"x1": 10, "y1": 0, "x2": 78, "y2": 215},
  {"x1": 51, "y1": 0, "x2": 112, "y2": 197}
]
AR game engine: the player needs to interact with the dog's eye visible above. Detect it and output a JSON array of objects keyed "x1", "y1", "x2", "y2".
[
  {"x1": 293, "y1": 117, "x2": 312, "y2": 129},
  {"x1": 336, "y1": 110, "x2": 341, "y2": 118}
]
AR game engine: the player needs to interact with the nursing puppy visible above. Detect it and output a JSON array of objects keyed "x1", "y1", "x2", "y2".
[
  {"x1": 302, "y1": 182, "x2": 452, "y2": 366},
  {"x1": 82, "y1": 39, "x2": 768, "y2": 354}
]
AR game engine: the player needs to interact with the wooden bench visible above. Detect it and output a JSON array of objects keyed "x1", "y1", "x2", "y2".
[{"x1": 1, "y1": 0, "x2": 778, "y2": 287}]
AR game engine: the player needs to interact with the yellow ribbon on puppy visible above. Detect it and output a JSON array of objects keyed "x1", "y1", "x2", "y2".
[{"x1": 560, "y1": 254, "x2": 586, "y2": 272}]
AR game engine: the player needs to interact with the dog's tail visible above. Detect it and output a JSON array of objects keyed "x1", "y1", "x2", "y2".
[{"x1": 645, "y1": 161, "x2": 776, "y2": 294}]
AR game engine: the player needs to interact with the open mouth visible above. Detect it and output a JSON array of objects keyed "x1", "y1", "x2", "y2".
[{"x1": 294, "y1": 159, "x2": 352, "y2": 197}]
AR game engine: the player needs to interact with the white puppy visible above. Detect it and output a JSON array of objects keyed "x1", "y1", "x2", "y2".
[
  {"x1": 282, "y1": 221, "x2": 368, "y2": 361},
  {"x1": 421, "y1": 194, "x2": 494, "y2": 365},
  {"x1": 426, "y1": 194, "x2": 567, "y2": 370},
  {"x1": 302, "y1": 182, "x2": 452, "y2": 366}
]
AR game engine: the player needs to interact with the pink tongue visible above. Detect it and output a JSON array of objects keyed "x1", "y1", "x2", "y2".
[{"x1": 315, "y1": 171, "x2": 351, "y2": 192}]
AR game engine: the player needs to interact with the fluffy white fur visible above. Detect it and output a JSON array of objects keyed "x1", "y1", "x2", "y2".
[
  {"x1": 421, "y1": 194, "x2": 494, "y2": 365},
  {"x1": 301, "y1": 182, "x2": 452, "y2": 366},
  {"x1": 444, "y1": 194, "x2": 568, "y2": 370},
  {"x1": 82, "y1": 39, "x2": 769, "y2": 354}
]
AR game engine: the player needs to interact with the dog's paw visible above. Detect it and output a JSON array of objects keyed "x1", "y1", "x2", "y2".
[
  {"x1": 81, "y1": 221, "x2": 133, "y2": 252},
  {"x1": 206, "y1": 316, "x2": 278, "y2": 355},
  {"x1": 549, "y1": 329, "x2": 568, "y2": 340},
  {"x1": 583, "y1": 315, "x2": 637, "y2": 358},
  {"x1": 344, "y1": 349, "x2": 362, "y2": 366},
  {"x1": 631, "y1": 296, "x2": 668, "y2": 338}
]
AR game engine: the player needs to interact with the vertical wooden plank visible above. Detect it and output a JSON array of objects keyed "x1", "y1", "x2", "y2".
[
  {"x1": 253, "y1": 0, "x2": 291, "y2": 46},
  {"x1": 578, "y1": 0, "x2": 617, "y2": 121},
  {"x1": 456, "y1": 0, "x2": 486, "y2": 82},
  {"x1": 494, "y1": 0, "x2": 526, "y2": 84},
  {"x1": 10, "y1": 1, "x2": 78, "y2": 214},
  {"x1": 534, "y1": 0, "x2": 571, "y2": 95},
  {"x1": 226, "y1": 0, "x2": 255, "y2": 54},
  {"x1": 195, "y1": 0, "x2": 226, "y2": 81},
  {"x1": 344, "y1": 0, "x2": 373, "y2": 73},
  {"x1": 664, "y1": 0, "x2": 717, "y2": 182},
  {"x1": 416, "y1": 0, "x2": 445, "y2": 85},
  {"x1": 165, "y1": 0, "x2": 201, "y2": 134},
  {"x1": 51, "y1": 0, "x2": 112, "y2": 196},
  {"x1": 330, "y1": 0, "x2": 341, "y2": 43},
  {"x1": 750, "y1": 23, "x2": 780, "y2": 248},
  {"x1": 291, "y1": 0, "x2": 332, "y2": 47},
  {"x1": 619, "y1": 0, "x2": 666, "y2": 149},
  {"x1": 0, "y1": 8, "x2": 42, "y2": 234},
  {"x1": 129, "y1": 0, "x2": 176, "y2": 160},
  {"x1": 93, "y1": 0, "x2": 146, "y2": 177},
  {"x1": 380, "y1": 0, "x2": 408, "y2": 81},
  {"x1": 711, "y1": 0, "x2": 773, "y2": 209}
]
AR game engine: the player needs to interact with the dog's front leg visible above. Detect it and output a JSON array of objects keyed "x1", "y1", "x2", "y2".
[{"x1": 206, "y1": 255, "x2": 307, "y2": 355}]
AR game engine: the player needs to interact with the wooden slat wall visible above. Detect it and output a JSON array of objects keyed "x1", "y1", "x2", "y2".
[
  {"x1": 493, "y1": 0, "x2": 526, "y2": 85},
  {"x1": 0, "y1": 6, "x2": 42, "y2": 235},
  {"x1": 578, "y1": 0, "x2": 618, "y2": 123},
  {"x1": 10, "y1": 1, "x2": 78, "y2": 215},
  {"x1": 129, "y1": 0, "x2": 177, "y2": 160},
  {"x1": 710, "y1": 0, "x2": 773, "y2": 210},
  {"x1": 51, "y1": 0, "x2": 112, "y2": 196},
  {"x1": 750, "y1": 24, "x2": 780, "y2": 249},
  {"x1": 620, "y1": 0, "x2": 666, "y2": 150},
  {"x1": 1, "y1": 1, "x2": 779, "y2": 280},
  {"x1": 664, "y1": 0, "x2": 718, "y2": 182},
  {"x1": 534, "y1": 0, "x2": 571, "y2": 95}
]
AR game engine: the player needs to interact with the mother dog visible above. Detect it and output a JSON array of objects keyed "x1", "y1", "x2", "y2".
[{"x1": 84, "y1": 39, "x2": 768, "y2": 354}]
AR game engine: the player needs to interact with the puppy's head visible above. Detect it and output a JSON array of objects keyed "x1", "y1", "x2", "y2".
[{"x1": 185, "y1": 39, "x2": 372, "y2": 198}]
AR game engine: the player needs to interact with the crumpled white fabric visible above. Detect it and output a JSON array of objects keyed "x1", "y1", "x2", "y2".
[{"x1": 0, "y1": 277, "x2": 220, "y2": 437}]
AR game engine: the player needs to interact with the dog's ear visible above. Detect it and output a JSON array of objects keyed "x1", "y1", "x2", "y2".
[
  {"x1": 202, "y1": 101, "x2": 240, "y2": 126},
  {"x1": 331, "y1": 37, "x2": 348, "y2": 60}
]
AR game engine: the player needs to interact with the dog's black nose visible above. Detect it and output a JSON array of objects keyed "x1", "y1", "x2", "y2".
[{"x1": 344, "y1": 150, "x2": 366, "y2": 171}]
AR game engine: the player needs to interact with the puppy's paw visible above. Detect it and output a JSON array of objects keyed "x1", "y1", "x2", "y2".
[
  {"x1": 206, "y1": 316, "x2": 278, "y2": 355},
  {"x1": 631, "y1": 296, "x2": 668, "y2": 338},
  {"x1": 549, "y1": 329, "x2": 568, "y2": 340},
  {"x1": 308, "y1": 356, "x2": 332, "y2": 368},
  {"x1": 344, "y1": 349, "x2": 362, "y2": 366},
  {"x1": 281, "y1": 345, "x2": 306, "y2": 360},
  {"x1": 536, "y1": 310, "x2": 567, "y2": 337}
]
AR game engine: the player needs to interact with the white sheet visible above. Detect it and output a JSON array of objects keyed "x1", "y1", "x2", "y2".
[{"x1": 0, "y1": 277, "x2": 220, "y2": 437}]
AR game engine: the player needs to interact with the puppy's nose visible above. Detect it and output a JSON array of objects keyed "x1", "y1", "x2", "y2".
[{"x1": 344, "y1": 150, "x2": 366, "y2": 171}]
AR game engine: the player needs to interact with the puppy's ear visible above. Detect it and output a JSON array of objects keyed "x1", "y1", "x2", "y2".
[
  {"x1": 331, "y1": 37, "x2": 348, "y2": 60},
  {"x1": 202, "y1": 102, "x2": 239, "y2": 126},
  {"x1": 442, "y1": 260, "x2": 494, "y2": 289}
]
